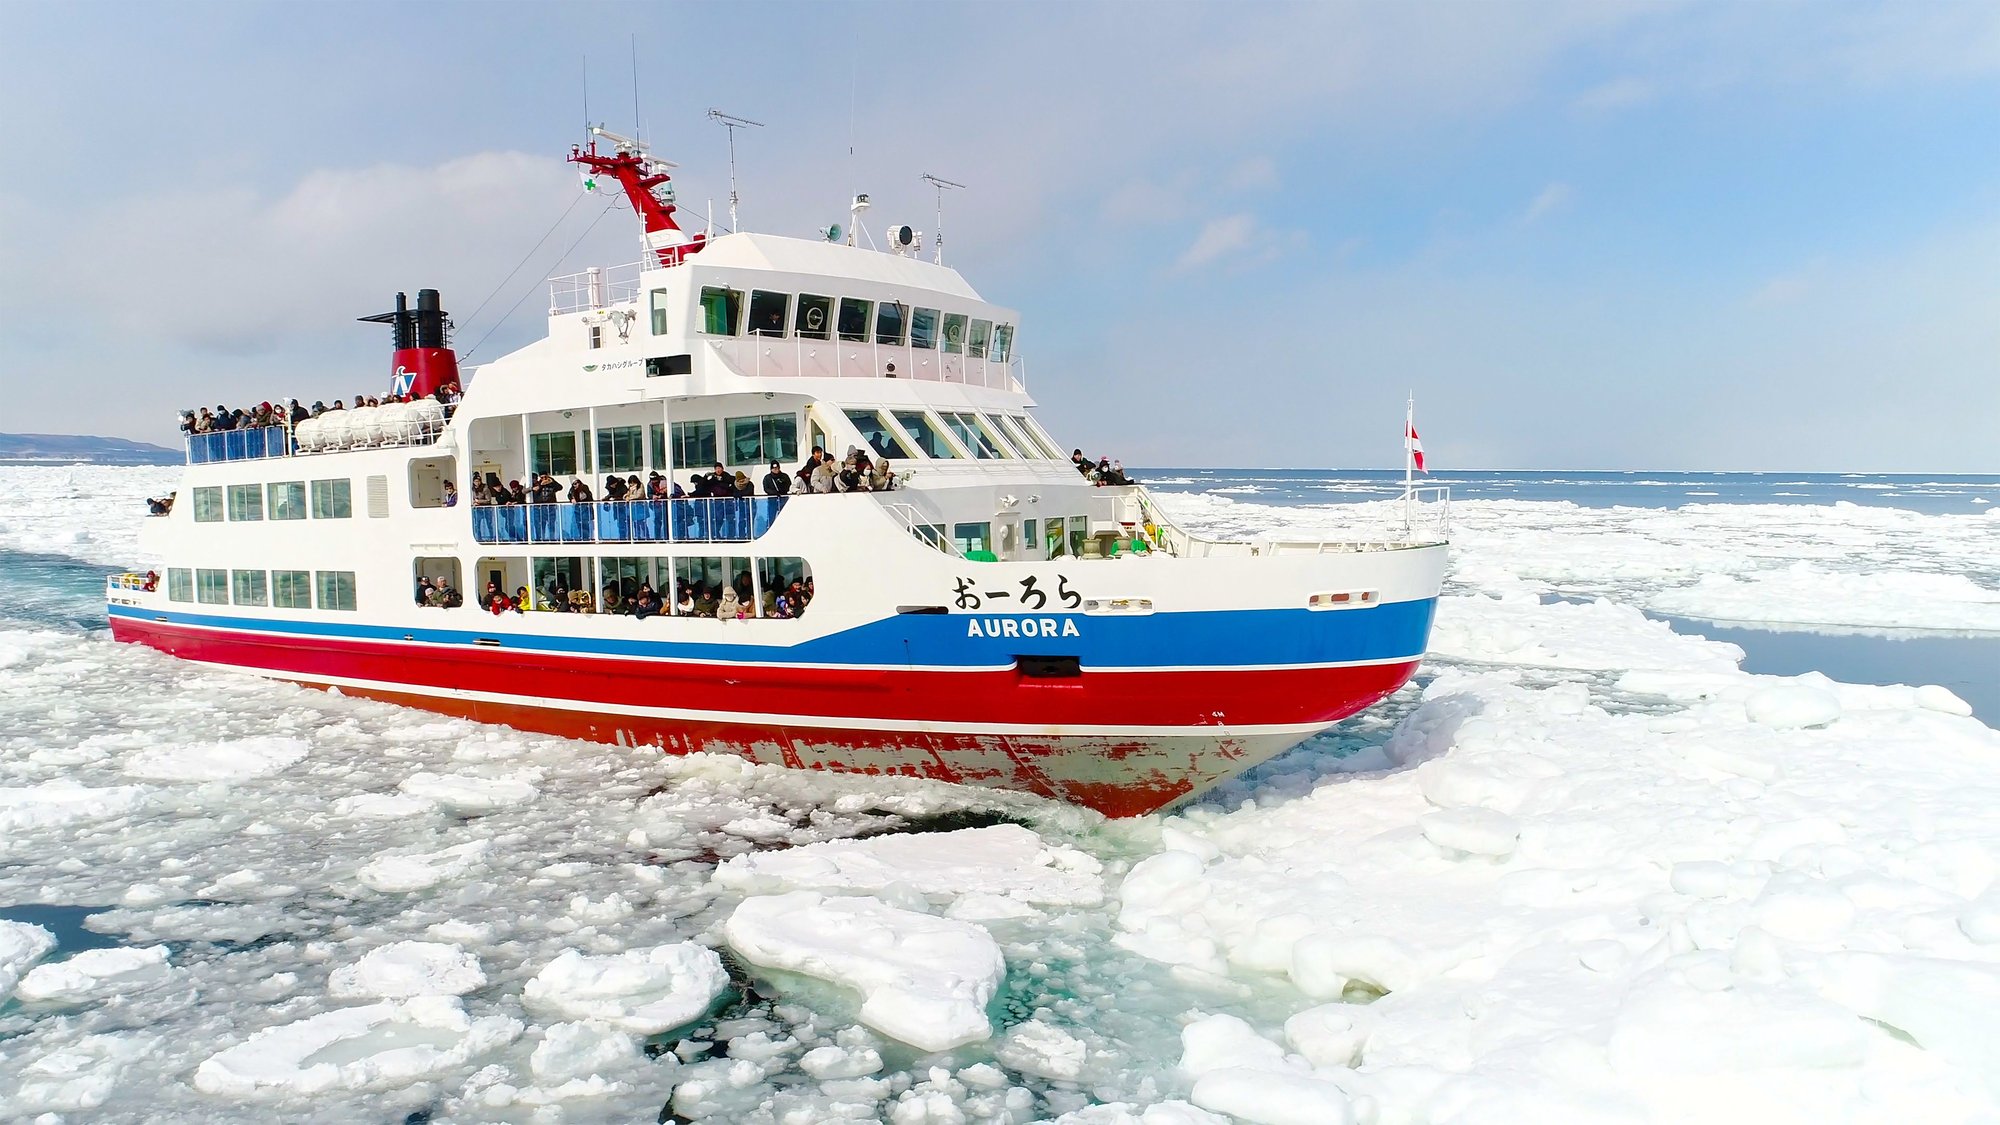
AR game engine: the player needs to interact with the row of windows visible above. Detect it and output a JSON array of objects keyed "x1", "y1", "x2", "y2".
[
  {"x1": 531, "y1": 414, "x2": 802, "y2": 478},
  {"x1": 192, "y1": 479, "x2": 353, "y2": 523},
  {"x1": 530, "y1": 554, "x2": 811, "y2": 617},
  {"x1": 167, "y1": 568, "x2": 356, "y2": 611},
  {"x1": 845, "y1": 407, "x2": 1065, "y2": 464},
  {"x1": 913, "y1": 516, "x2": 1093, "y2": 559},
  {"x1": 673, "y1": 286, "x2": 1014, "y2": 361}
]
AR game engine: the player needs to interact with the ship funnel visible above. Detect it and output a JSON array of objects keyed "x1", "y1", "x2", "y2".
[{"x1": 360, "y1": 288, "x2": 460, "y2": 400}]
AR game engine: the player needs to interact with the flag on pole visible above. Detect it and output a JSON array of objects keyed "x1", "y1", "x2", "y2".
[{"x1": 1405, "y1": 419, "x2": 1426, "y2": 473}]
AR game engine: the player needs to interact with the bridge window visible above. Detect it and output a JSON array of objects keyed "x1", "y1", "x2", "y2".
[
  {"x1": 844, "y1": 409, "x2": 912, "y2": 460},
  {"x1": 671, "y1": 419, "x2": 717, "y2": 469},
  {"x1": 941, "y1": 313, "x2": 967, "y2": 354},
  {"x1": 310, "y1": 478, "x2": 353, "y2": 518},
  {"x1": 748, "y1": 290, "x2": 789, "y2": 338},
  {"x1": 167, "y1": 568, "x2": 194, "y2": 602},
  {"x1": 910, "y1": 307, "x2": 939, "y2": 349},
  {"x1": 531, "y1": 432, "x2": 579, "y2": 477},
  {"x1": 196, "y1": 568, "x2": 229, "y2": 605},
  {"x1": 193, "y1": 486, "x2": 224, "y2": 523},
  {"x1": 232, "y1": 569, "x2": 268, "y2": 607},
  {"x1": 267, "y1": 481, "x2": 306, "y2": 520},
  {"x1": 650, "y1": 288, "x2": 670, "y2": 335},
  {"x1": 943, "y1": 413, "x2": 1010, "y2": 459},
  {"x1": 974, "y1": 413, "x2": 1026, "y2": 457},
  {"x1": 1009, "y1": 414, "x2": 1065, "y2": 460},
  {"x1": 316, "y1": 570, "x2": 358, "y2": 612},
  {"x1": 837, "y1": 298, "x2": 873, "y2": 342},
  {"x1": 875, "y1": 302, "x2": 907, "y2": 346},
  {"x1": 968, "y1": 319, "x2": 992, "y2": 359},
  {"x1": 726, "y1": 413, "x2": 798, "y2": 465},
  {"x1": 795, "y1": 294, "x2": 832, "y2": 340},
  {"x1": 892, "y1": 410, "x2": 961, "y2": 459},
  {"x1": 597, "y1": 426, "x2": 644, "y2": 473},
  {"x1": 272, "y1": 570, "x2": 312, "y2": 609},
  {"x1": 991, "y1": 324, "x2": 1014, "y2": 363},
  {"x1": 699, "y1": 286, "x2": 743, "y2": 335},
  {"x1": 227, "y1": 484, "x2": 264, "y2": 521}
]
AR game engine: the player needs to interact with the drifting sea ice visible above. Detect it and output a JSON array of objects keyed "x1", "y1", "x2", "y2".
[{"x1": 4, "y1": 463, "x2": 2000, "y2": 1122}]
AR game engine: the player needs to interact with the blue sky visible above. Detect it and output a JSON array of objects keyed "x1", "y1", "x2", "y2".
[{"x1": 2, "y1": 1, "x2": 1996, "y2": 470}]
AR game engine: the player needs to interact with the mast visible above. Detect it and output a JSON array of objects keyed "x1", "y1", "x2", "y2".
[{"x1": 571, "y1": 127, "x2": 706, "y2": 268}]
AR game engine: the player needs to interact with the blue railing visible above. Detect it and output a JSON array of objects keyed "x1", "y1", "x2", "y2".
[
  {"x1": 471, "y1": 497, "x2": 789, "y2": 546},
  {"x1": 186, "y1": 428, "x2": 292, "y2": 463}
]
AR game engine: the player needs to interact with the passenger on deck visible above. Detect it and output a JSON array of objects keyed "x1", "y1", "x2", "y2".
[
  {"x1": 1072, "y1": 449, "x2": 1089, "y2": 475},
  {"x1": 675, "y1": 584, "x2": 695, "y2": 616},
  {"x1": 531, "y1": 474, "x2": 559, "y2": 504},
  {"x1": 603, "y1": 475, "x2": 627, "y2": 501},
  {"x1": 548, "y1": 581, "x2": 573, "y2": 612},
  {"x1": 442, "y1": 480, "x2": 458, "y2": 507},
  {"x1": 632, "y1": 587, "x2": 662, "y2": 619},
  {"x1": 146, "y1": 495, "x2": 173, "y2": 515},
  {"x1": 811, "y1": 457, "x2": 836, "y2": 493},
  {"x1": 471, "y1": 477, "x2": 489, "y2": 505},
  {"x1": 567, "y1": 478, "x2": 594, "y2": 503},
  {"x1": 870, "y1": 457, "x2": 895, "y2": 491},
  {"x1": 707, "y1": 462, "x2": 733, "y2": 496},
  {"x1": 717, "y1": 585, "x2": 742, "y2": 619},
  {"x1": 508, "y1": 480, "x2": 528, "y2": 505},
  {"x1": 600, "y1": 584, "x2": 625, "y2": 614},
  {"x1": 626, "y1": 474, "x2": 643, "y2": 500},
  {"x1": 762, "y1": 461, "x2": 791, "y2": 496},
  {"x1": 514, "y1": 586, "x2": 529, "y2": 612},
  {"x1": 732, "y1": 470, "x2": 756, "y2": 498},
  {"x1": 415, "y1": 576, "x2": 434, "y2": 606},
  {"x1": 694, "y1": 584, "x2": 719, "y2": 617}
]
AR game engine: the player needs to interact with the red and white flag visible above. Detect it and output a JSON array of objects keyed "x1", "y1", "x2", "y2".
[{"x1": 1405, "y1": 420, "x2": 1426, "y2": 473}]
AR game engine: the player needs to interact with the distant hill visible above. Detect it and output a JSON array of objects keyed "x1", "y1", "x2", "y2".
[{"x1": 0, "y1": 432, "x2": 182, "y2": 465}]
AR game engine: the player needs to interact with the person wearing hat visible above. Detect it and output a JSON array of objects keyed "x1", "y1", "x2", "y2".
[{"x1": 762, "y1": 460, "x2": 791, "y2": 496}]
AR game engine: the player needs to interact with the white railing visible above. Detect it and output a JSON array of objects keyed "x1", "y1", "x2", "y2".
[
  {"x1": 549, "y1": 263, "x2": 644, "y2": 315},
  {"x1": 706, "y1": 336, "x2": 1026, "y2": 392},
  {"x1": 1119, "y1": 484, "x2": 1452, "y2": 559},
  {"x1": 881, "y1": 499, "x2": 965, "y2": 557}
]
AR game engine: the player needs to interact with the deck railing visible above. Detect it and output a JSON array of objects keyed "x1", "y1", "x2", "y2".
[
  {"x1": 185, "y1": 427, "x2": 293, "y2": 464},
  {"x1": 706, "y1": 337, "x2": 1026, "y2": 391},
  {"x1": 186, "y1": 412, "x2": 452, "y2": 464},
  {"x1": 470, "y1": 496, "x2": 790, "y2": 546}
]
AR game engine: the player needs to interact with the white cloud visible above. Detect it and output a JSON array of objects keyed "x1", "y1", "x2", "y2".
[
  {"x1": 1573, "y1": 76, "x2": 1656, "y2": 113},
  {"x1": 1171, "y1": 213, "x2": 1295, "y2": 274},
  {"x1": 1522, "y1": 182, "x2": 1575, "y2": 223}
]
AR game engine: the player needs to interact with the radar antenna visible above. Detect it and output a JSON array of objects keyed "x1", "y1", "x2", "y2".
[
  {"x1": 707, "y1": 108, "x2": 764, "y2": 233},
  {"x1": 921, "y1": 173, "x2": 966, "y2": 266}
]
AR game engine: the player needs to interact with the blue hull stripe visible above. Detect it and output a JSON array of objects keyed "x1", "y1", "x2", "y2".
[{"x1": 109, "y1": 597, "x2": 1438, "y2": 671}]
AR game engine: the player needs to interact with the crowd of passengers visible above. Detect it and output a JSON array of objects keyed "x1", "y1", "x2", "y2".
[
  {"x1": 179, "y1": 385, "x2": 463, "y2": 434},
  {"x1": 417, "y1": 571, "x2": 813, "y2": 619},
  {"x1": 1071, "y1": 449, "x2": 1135, "y2": 486},
  {"x1": 470, "y1": 445, "x2": 896, "y2": 508}
]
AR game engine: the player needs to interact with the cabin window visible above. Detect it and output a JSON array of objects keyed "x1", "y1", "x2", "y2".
[
  {"x1": 193, "y1": 486, "x2": 224, "y2": 522},
  {"x1": 226, "y1": 484, "x2": 264, "y2": 521},
  {"x1": 414, "y1": 557, "x2": 462, "y2": 604},
  {"x1": 1023, "y1": 519, "x2": 1037, "y2": 552},
  {"x1": 267, "y1": 481, "x2": 306, "y2": 520},
  {"x1": 196, "y1": 569, "x2": 229, "y2": 605},
  {"x1": 531, "y1": 432, "x2": 579, "y2": 477},
  {"x1": 597, "y1": 426, "x2": 644, "y2": 474},
  {"x1": 272, "y1": 570, "x2": 312, "y2": 609},
  {"x1": 1046, "y1": 517, "x2": 1067, "y2": 559},
  {"x1": 232, "y1": 569, "x2": 267, "y2": 607},
  {"x1": 167, "y1": 568, "x2": 194, "y2": 602},
  {"x1": 671, "y1": 419, "x2": 717, "y2": 469},
  {"x1": 757, "y1": 557, "x2": 813, "y2": 617},
  {"x1": 598, "y1": 557, "x2": 652, "y2": 606},
  {"x1": 875, "y1": 302, "x2": 907, "y2": 346},
  {"x1": 968, "y1": 319, "x2": 992, "y2": 359},
  {"x1": 699, "y1": 286, "x2": 743, "y2": 335},
  {"x1": 843, "y1": 409, "x2": 913, "y2": 460},
  {"x1": 991, "y1": 324, "x2": 1014, "y2": 363},
  {"x1": 748, "y1": 290, "x2": 790, "y2": 338},
  {"x1": 910, "y1": 307, "x2": 940, "y2": 349},
  {"x1": 316, "y1": 570, "x2": 358, "y2": 612},
  {"x1": 533, "y1": 557, "x2": 590, "y2": 611},
  {"x1": 310, "y1": 478, "x2": 352, "y2": 518},
  {"x1": 943, "y1": 413, "x2": 1008, "y2": 459},
  {"x1": 795, "y1": 294, "x2": 832, "y2": 340},
  {"x1": 726, "y1": 413, "x2": 799, "y2": 465},
  {"x1": 837, "y1": 298, "x2": 873, "y2": 342},
  {"x1": 941, "y1": 313, "x2": 967, "y2": 354},
  {"x1": 891, "y1": 410, "x2": 961, "y2": 459},
  {"x1": 676, "y1": 556, "x2": 756, "y2": 616},
  {"x1": 650, "y1": 288, "x2": 670, "y2": 335},
  {"x1": 953, "y1": 522, "x2": 993, "y2": 556}
]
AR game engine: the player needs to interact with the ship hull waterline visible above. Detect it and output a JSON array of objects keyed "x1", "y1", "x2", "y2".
[{"x1": 109, "y1": 614, "x2": 1420, "y2": 818}]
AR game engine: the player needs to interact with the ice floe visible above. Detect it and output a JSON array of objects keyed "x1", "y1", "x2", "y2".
[
  {"x1": 725, "y1": 892, "x2": 1007, "y2": 1052},
  {"x1": 712, "y1": 823, "x2": 1103, "y2": 907},
  {"x1": 327, "y1": 940, "x2": 485, "y2": 999},
  {"x1": 191, "y1": 996, "x2": 522, "y2": 1097},
  {"x1": 14, "y1": 945, "x2": 173, "y2": 1004},
  {"x1": 123, "y1": 735, "x2": 308, "y2": 781},
  {"x1": 1, "y1": 919, "x2": 56, "y2": 1002},
  {"x1": 522, "y1": 942, "x2": 728, "y2": 1033},
  {"x1": 0, "y1": 779, "x2": 146, "y2": 832}
]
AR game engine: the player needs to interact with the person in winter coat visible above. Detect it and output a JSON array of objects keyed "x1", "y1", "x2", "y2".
[{"x1": 762, "y1": 461, "x2": 792, "y2": 496}]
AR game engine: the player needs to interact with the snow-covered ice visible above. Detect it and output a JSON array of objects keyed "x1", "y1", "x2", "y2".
[
  {"x1": 6, "y1": 463, "x2": 2000, "y2": 1122},
  {"x1": 725, "y1": 892, "x2": 1008, "y2": 1052}
]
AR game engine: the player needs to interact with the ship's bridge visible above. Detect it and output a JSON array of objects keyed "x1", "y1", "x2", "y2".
[{"x1": 542, "y1": 232, "x2": 1024, "y2": 392}]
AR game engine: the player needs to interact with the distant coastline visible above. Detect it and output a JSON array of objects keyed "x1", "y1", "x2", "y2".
[{"x1": 0, "y1": 432, "x2": 181, "y2": 466}]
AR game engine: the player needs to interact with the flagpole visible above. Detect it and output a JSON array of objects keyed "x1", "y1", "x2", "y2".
[{"x1": 1403, "y1": 391, "x2": 1414, "y2": 534}]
